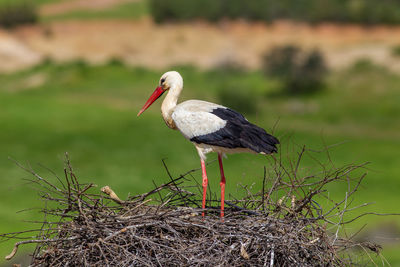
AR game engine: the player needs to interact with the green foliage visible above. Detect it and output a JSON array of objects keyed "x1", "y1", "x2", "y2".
[
  {"x1": 213, "y1": 59, "x2": 246, "y2": 75},
  {"x1": 0, "y1": 1, "x2": 37, "y2": 28},
  {"x1": 263, "y1": 45, "x2": 328, "y2": 95},
  {"x1": 107, "y1": 57, "x2": 125, "y2": 67},
  {"x1": 392, "y1": 45, "x2": 400, "y2": 57},
  {"x1": 350, "y1": 58, "x2": 376, "y2": 71},
  {"x1": 149, "y1": 0, "x2": 400, "y2": 24},
  {"x1": 149, "y1": 0, "x2": 222, "y2": 23},
  {"x1": 210, "y1": 63, "x2": 258, "y2": 114},
  {"x1": 217, "y1": 84, "x2": 258, "y2": 115}
]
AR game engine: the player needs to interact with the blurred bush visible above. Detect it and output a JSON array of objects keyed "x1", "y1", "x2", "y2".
[
  {"x1": 262, "y1": 45, "x2": 328, "y2": 95},
  {"x1": 213, "y1": 58, "x2": 246, "y2": 75},
  {"x1": 0, "y1": 2, "x2": 37, "y2": 28},
  {"x1": 217, "y1": 84, "x2": 258, "y2": 115},
  {"x1": 149, "y1": 0, "x2": 400, "y2": 25},
  {"x1": 392, "y1": 45, "x2": 400, "y2": 57},
  {"x1": 212, "y1": 62, "x2": 258, "y2": 114},
  {"x1": 350, "y1": 58, "x2": 376, "y2": 71}
]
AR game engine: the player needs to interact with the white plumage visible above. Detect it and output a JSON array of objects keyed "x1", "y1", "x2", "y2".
[{"x1": 172, "y1": 100, "x2": 227, "y2": 140}]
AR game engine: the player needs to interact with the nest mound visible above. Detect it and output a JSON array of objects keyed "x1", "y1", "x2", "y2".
[
  {"x1": 34, "y1": 206, "x2": 335, "y2": 266},
  {"x1": 3, "y1": 149, "x2": 382, "y2": 266}
]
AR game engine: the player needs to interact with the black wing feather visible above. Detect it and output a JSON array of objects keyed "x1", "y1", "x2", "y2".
[{"x1": 190, "y1": 108, "x2": 279, "y2": 154}]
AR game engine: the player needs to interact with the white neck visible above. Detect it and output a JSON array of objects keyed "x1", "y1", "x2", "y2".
[{"x1": 161, "y1": 85, "x2": 182, "y2": 128}]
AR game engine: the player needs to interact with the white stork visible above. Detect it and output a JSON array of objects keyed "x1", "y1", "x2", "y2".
[{"x1": 138, "y1": 71, "x2": 279, "y2": 218}]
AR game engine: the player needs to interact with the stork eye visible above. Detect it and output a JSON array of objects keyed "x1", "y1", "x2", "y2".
[{"x1": 160, "y1": 78, "x2": 166, "y2": 84}]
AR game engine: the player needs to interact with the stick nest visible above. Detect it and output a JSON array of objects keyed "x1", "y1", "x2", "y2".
[{"x1": 3, "y1": 147, "x2": 384, "y2": 266}]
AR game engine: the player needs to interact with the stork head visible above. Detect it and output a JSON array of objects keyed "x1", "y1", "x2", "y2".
[
  {"x1": 137, "y1": 71, "x2": 183, "y2": 116},
  {"x1": 160, "y1": 71, "x2": 183, "y2": 91}
]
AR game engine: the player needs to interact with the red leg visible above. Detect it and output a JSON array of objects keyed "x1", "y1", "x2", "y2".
[
  {"x1": 200, "y1": 159, "x2": 208, "y2": 217},
  {"x1": 218, "y1": 153, "x2": 226, "y2": 219}
]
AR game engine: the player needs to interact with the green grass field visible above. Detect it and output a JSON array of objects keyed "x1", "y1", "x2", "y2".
[{"x1": 0, "y1": 61, "x2": 399, "y2": 265}]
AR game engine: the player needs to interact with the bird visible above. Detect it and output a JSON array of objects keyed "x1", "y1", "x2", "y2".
[{"x1": 137, "y1": 71, "x2": 279, "y2": 219}]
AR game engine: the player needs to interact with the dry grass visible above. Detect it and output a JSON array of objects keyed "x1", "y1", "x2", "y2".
[{"x1": 2, "y1": 145, "x2": 388, "y2": 266}]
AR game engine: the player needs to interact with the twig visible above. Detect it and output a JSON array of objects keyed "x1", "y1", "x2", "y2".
[
  {"x1": 101, "y1": 186, "x2": 124, "y2": 204},
  {"x1": 5, "y1": 237, "x2": 77, "y2": 260},
  {"x1": 269, "y1": 246, "x2": 275, "y2": 267}
]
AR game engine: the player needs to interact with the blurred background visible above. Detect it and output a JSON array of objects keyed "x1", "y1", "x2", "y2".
[{"x1": 0, "y1": 0, "x2": 399, "y2": 265}]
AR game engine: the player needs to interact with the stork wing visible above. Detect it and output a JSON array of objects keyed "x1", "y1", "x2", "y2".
[{"x1": 173, "y1": 101, "x2": 279, "y2": 154}]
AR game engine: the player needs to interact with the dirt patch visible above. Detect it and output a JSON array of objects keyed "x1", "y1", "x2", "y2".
[
  {"x1": 5, "y1": 73, "x2": 48, "y2": 92},
  {"x1": 0, "y1": 30, "x2": 42, "y2": 73},
  {"x1": 2, "y1": 18, "x2": 400, "y2": 73}
]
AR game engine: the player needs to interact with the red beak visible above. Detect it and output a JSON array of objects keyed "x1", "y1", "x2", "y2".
[{"x1": 137, "y1": 86, "x2": 166, "y2": 116}]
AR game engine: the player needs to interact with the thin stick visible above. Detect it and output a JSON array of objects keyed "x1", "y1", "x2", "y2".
[{"x1": 5, "y1": 237, "x2": 77, "y2": 260}]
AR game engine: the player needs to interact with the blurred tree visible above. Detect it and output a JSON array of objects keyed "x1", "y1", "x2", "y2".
[
  {"x1": 0, "y1": 1, "x2": 37, "y2": 28},
  {"x1": 149, "y1": 0, "x2": 400, "y2": 25},
  {"x1": 217, "y1": 84, "x2": 258, "y2": 115},
  {"x1": 262, "y1": 45, "x2": 328, "y2": 95}
]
